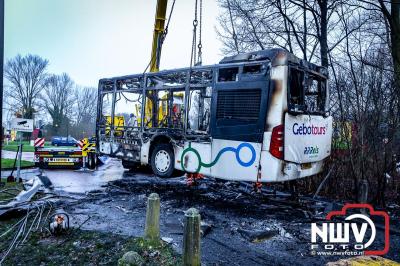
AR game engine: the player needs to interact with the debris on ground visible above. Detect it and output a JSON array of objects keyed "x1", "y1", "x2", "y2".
[
  {"x1": 0, "y1": 175, "x2": 79, "y2": 263},
  {"x1": 49, "y1": 211, "x2": 70, "y2": 235},
  {"x1": 161, "y1": 237, "x2": 174, "y2": 244},
  {"x1": 0, "y1": 176, "x2": 44, "y2": 216},
  {"x1": 116, "y1": 205, "x2": 132, "y2": 214},
  {"x1": 200, "y1": 221, "x2": 213, "y2": 237},
  {"x1": 237, "y1": 228, "x2": 279, "y2": 243}
]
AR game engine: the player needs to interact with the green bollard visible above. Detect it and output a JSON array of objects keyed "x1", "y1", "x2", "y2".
[
  {"x1": 144, "y1": 193, "x2": 160, "y2": 242},
  {"x1": 183, "y1": 208, "x2": 201, "y2": 266}
]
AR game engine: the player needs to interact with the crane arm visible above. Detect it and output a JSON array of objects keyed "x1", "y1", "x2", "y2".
[{"x1": 150, "y1": 0, "x2": 168, "y2": 73}]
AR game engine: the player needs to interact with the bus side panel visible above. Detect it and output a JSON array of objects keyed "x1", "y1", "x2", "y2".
[
  {"x1": 99, "y1": 141, "x2": 112, "y2": 155},
  {"x1": 175, "y1": 142, "x2": 212, "y2": 176},
  {"x1": 260, "y1": 131, "x2": 325, "y2": 182},
  {"x1": 259, "y1": 150, "x2": 284, "y2": 182},
  {"x1": 140, "y1": 141, "x2": 151, "y2": 165},
  {"x1": 210, "y1": 139, "x2": 261, "y2": 181},
  {"x1": 284, "y1": 114, "x2": 333, "y2": 163},
  {"x1": 266, "y1": 65, "x2": 288, "y2": 132}
]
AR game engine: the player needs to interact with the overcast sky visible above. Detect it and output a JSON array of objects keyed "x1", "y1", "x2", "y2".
[{"x1": 5, "y1": 0, "x2": 223, "y2": 87}]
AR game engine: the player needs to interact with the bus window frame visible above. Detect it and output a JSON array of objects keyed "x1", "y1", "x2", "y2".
[
  {"x1": 187, "y1": 87, "x2": 212, "y2": 135},
  {"x1": 113, "y1": 90, "x2": 143, "y2": 131},
  {"x1": 217, "y1": 66, "x2": 240, "y2": 82},
  {"x1": 287, "y1": 66, "x2": 328, "y2": 116},
  {"x1": 143, "y1": 87, "x2": 186, "y2": 130}
]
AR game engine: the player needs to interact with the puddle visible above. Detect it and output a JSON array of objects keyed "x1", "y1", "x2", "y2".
[{"x1": 41, "y1": 158, "x2": 125, "y2": 193}]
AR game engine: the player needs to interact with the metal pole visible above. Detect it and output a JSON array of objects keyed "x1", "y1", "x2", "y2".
[
  {"x1": 303, "y1": 0, "x2": 307, "y2": 60},
  {"x1": 83, "y1": 155, "x2": 87, "y2": 170},
  {"x1": 0, "y1": 0, "x2": 4, "y2": 162},
  {"x1": 16, "y1": 132, "x2": 22, "y2": 180}
]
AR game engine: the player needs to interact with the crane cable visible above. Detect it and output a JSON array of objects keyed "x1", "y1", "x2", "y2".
[
  {"x1": 227, "y1": 0, "x2": 239, "y2": 54},
  {"x1": 160, "y1": 0, "x2": 176, "y2": 44},
  {"x1": 197, "y1": 0, "x2": 203, "y2": 65},
  {"x1": 190, "y1": 0, "x2": 199, "y2": 68},
  {"x1": 190, "y1": 0, "x2": 203, "y2": 67}
]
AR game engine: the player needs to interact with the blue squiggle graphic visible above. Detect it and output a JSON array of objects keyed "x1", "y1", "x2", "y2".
[{"x1": 181, "y1": 142, "x2": 256, "y2": 172}]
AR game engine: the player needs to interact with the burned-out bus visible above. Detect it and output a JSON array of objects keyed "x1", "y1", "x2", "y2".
[{"x1": 96, "y1": 49, "x2": 332, "y2": 182}]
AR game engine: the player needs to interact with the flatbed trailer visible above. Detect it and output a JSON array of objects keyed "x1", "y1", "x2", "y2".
[
  {"x1": 34, "y1": 149, "x2": 97, "y2": 170},
  {"x1": 34, "y1": 147, "x2": 84, "y2": 169}
]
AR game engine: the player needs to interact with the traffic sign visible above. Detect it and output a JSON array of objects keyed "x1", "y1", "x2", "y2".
[{"x1": 11, "y1": 118, "x2": 34, "y2": 132}]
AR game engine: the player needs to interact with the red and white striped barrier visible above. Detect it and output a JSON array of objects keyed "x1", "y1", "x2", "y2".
[
  {"x1": 77, "y1": 139, "x2": 84, "y2": 149},
  {"x1": 34, "y1": 138, "x2": 45, "y2": 147}
]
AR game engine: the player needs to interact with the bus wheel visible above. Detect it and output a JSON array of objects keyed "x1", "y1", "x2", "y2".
[
  {"x1": 151, "y1": 144, "x2": 174, "y2": 178},
  {"x1": 88, "y1": 153, "x2": 96, "y2": 169}
]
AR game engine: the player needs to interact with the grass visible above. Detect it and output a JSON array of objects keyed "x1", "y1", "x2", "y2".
[
  {"x1": 1, "y1": 158, "x2": 35, "y2": 169},
  {"x1": 0, "y1": 178, "x2": 23, "y2": 201},
  {"x1": 2, "y1": 141, "x2": 36, "y2": 152},
  {"x1": 2, "y1": 141, "x2": 59, "y2": 152},
  {"x1": 0, "y1": 221, "x2": 180, "y2": 265}
]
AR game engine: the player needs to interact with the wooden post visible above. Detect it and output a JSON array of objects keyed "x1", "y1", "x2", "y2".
[
  {"x1": 144, "y1": 193, "x2": 160, "y2": 241},
  {"x1": 183, "y1": 208, "x2": 201, "y2": 266}
]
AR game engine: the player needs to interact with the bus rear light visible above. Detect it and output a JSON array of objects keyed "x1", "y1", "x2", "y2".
[{"x1": 269, "y1": 124, "x2": 284, "y2": 159}]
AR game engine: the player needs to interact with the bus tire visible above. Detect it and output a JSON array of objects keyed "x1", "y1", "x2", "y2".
[
  {"x1": 88, "y1": 153, "x2": 96, "y2": 169},
  {"x1": 150, "y1": 144, "x2": 174, "y2": 178}
]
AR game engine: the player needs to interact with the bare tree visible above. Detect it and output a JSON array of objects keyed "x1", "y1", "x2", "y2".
[
  {"x1": 74, "y1": 87, "x2": 97, "y2": 125},
  {"x1": 217, "y1": 0, "x2": 363, "y2": 68},
  {"x1": 392, "y1": 0, "x2": 400, "y2": 91},
  {"x1": 41, "y1": 73, "x2": 75, "y2": 135},
  {"x1": 344, "y1": 0, "x2": 400, "y2": 99},
  {"x1": 217, "y1": 0, "x2": 400, "y2": 206},
  {"x1": 4, "y1": 54, "x2": 48, "y2": 118},
  {"x1": 70, "y1": 86, "x2": 98, "y2": 138}
]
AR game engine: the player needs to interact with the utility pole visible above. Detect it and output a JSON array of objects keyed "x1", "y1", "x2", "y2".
[
  {"x1": 303, "y1": 0, "x2": 307, "y2": 61},
  {"x1": 0, "y1": 0, "x2": 4, "y2": 162}
]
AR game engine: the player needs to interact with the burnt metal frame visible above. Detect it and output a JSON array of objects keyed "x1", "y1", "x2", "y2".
[
  {"x1": 97, "y1": 64, "x2": 217, "y2": 142},
  {"x1": 96, "y1": 61, "x2": 274, "y2": 145},
  {"x1": 287, "y1": 64, "x2": 329, "y2": 116},
  {"x1": 96, "y1": 49, "x2": 327, "y2": 145}
]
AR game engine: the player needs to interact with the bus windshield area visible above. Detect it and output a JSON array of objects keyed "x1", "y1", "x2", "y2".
[
  {"x1": 97, "y1": 67, "x2": 214, "y2": 141},
  {"x1": 288, "y1": 67, "x2": 328, "y2": 115}
]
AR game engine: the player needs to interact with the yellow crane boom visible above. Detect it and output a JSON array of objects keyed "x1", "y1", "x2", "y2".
[
  {"x1": 150, "y1": 0, "x2": 168, "y2": 73},
  {"x1": 145, "y1": 0, "x2": 169, "y2": 127}
]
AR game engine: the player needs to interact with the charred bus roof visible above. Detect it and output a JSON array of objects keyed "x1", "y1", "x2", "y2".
[
  {"x1": 220, "y1": 48, "x2": 328, "y2": 78},
  {"x1": 99, "y1": 48, "x2": 327, "y2": 85},
  {"x1": 219, "y1": 48, "x2": 297, "y2": 65}
]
